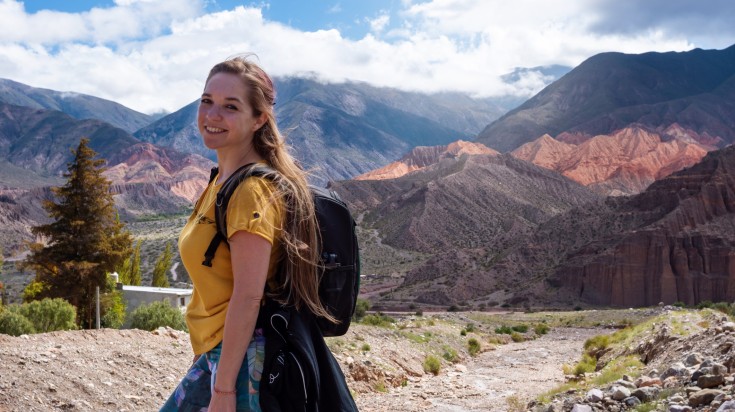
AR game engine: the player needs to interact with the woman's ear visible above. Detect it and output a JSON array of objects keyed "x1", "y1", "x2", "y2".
[{"x1": 254, "y1": 113, "x2": 268, "y2": 132}]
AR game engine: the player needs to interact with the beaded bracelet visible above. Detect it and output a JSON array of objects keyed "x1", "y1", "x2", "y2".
[{"x1": 213, "y1": 387, "x2": 236, "y2": 396}]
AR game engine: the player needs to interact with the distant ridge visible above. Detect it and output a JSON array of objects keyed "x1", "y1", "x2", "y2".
[
  {"x1": 0, "y1": 78, "x2": 152, "y2": 133},
  {"x1": 511, "y1": 125, "x2": 709, "y2": 195},
  {"x1": 135, "y1": 77, "x2": 508, "y2": 185},
  {"x1": 477, "y1": 45, "x2": 735, "y2": 152},
  {"x1": 355, "y1": 140, "x2": 498, "y2": 181}
]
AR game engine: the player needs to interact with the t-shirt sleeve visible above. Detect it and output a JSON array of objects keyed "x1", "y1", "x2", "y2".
[{"x1": 225, "y1": 177, "x2": 282, "y2": 244}]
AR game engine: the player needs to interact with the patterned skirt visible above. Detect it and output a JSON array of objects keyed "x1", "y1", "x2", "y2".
[{"x1": 161, "y1": 328, "x2": 266, "y2": 411}]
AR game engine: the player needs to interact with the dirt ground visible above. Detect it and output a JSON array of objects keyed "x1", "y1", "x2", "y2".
[{"x1": 0, "y1": 318, "x2": 598, "y2": 412}]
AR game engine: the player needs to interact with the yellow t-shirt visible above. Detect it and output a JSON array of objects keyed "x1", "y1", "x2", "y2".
[{"x1": 179, "y1": 175, "x2": 283, "y2": 355}]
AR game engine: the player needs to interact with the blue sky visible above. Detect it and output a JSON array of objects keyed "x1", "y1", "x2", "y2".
[{"x1": 3, "y1": 0, "x2": 734, "y2": 114}]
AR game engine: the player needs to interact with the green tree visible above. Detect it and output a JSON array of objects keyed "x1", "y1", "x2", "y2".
[
  {"x1": 130, "y1": 240, "x2": 142, "y2": 286},
  {"x1": 21, "y1": 138, "x2": 132, "y2": 328},
  {"x1": 100, "y1": 277, "x2": 126, "y2": 328},
  {"x1": 151, "y1": 242, "x2": 172, "y2": 288},
  {"x1": 117, "y1": 239, "x2": 142, "y2": 285}
]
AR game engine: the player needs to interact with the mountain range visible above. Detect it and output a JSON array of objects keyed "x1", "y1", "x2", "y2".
[
  {"x1": 1, "y1": 44, "x2": 734, "y2": 309},
  {"x1": 478, "y1": 45, "x2": 735, "y2": 153},
  {"x1": 135, "y1": 77, "x2": 511, "y2": 185}
]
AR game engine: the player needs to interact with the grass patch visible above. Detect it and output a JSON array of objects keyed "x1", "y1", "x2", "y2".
[
  {"x1": 423, "y1": 355, "x2": 441, "y2": 375},
  {"x1": 400, "y1": 330, "x2": 432, "y2": 344},
  {"x1": 360, "y1": 313, "x2": 395, "y2": 327},
  {"x1": 510, "y1": 332, "x2": 525, "y2": 342},
  {"x1": 442, "y1": 346, "x2": 459, "y2": 363},
  {"x1": 592, "y1": 355, "x2": 643, "y2": 386},
  {"x1": 534, "y1": 323, "x2": 550, "y2": 335},
  {"x1": 468, "y1": 338, "x2": 481, "y2": 356}
]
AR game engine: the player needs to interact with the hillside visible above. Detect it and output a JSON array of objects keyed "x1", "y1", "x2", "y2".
[
  {"x1": 332, "y1": 152, "x2": 599, "y2": 307},
  {"x1": 511, "y1": 125, "x2": 709, "y2": 195},
  {"x1": 477, "y1": 45, "x2": 735, "y2": 152},
  {"x1": 3, "y1": 307, "x2": 733, "y2": 411},
  {"x1": 135, "y1": 77, "x2": 508, "y2": 185},
  {"x1": 0, "y1": 78, "x2": 151, "y2": 133},
  {"x1": 475, "y1": 144, "x2": 735, "y2": 308},
  {"x1": 354, "y1": 140, "x2": 499, "y2": 181},
  {"x1": 0, "y1": 104, "x2": 213, "y2": 255}
]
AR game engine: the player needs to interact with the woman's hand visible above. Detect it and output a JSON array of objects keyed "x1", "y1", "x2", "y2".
[{"x1": 208, "y1": 391, "x2": 236, "y2": 411}]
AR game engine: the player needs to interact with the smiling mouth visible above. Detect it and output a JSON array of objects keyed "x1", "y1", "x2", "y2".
[{"x1": 205, "y1": 126, "x2": 226, "y2": 133}]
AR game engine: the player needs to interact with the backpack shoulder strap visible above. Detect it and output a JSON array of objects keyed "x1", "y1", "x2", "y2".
[{"x1": 202, "y1": 163, "x2": 276, "y2": 267}]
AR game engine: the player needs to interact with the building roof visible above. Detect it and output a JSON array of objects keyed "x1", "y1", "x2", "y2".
[{"x1": 122, "y1": 285, "x2": 193, "y2": 295}]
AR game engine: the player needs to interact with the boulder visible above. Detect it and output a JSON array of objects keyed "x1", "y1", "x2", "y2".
[
  {"x1": 689, "y1": 389, "x2": 726, "y2": 407},
  {"x1": 610, "y1": 385, "x2": 631, "y2": 401},
  {"x1": 585, "y1": 388, "x2": 604, "y2": 403},
  {"x1": 697, "y1": 374, "x2": 725, "y2": 389}
]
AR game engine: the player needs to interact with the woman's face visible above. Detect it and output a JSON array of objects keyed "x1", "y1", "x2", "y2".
[{"x1": 198, "y1": 72, "x2": 265, "y2": 153}]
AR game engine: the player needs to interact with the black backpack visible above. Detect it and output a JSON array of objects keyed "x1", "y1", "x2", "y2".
[{"x1": 201, "y1": 163, "x2": 360, "y2": 337}]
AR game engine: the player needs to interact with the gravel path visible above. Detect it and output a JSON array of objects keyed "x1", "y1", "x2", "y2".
[{"x1": 355, "y1": 328, "x2": 599, "y2": 412}]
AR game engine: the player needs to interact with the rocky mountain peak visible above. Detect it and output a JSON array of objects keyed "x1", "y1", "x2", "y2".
[
  {"x1": 511, "y1": 125, "x2": 709, "y2": 195},
  {"x1": 355, "y1": 140, "x2": 498, "y2": 181}
]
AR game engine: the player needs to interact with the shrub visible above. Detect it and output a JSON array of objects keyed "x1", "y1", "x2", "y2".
[
  {"x1": 573, "y1": 353, "x2": 597, "y2": 376},
  {"x1": 423, "y1": 355, "x2": 441, "y2": 375},
  {"x1": 465, "y1": 323, "x2": 476, "y2": 333},
  {"x1": 442, "y1": 346, "x2": 458, "y2": 363},
  {"x1": 360, "y1": 313, "x2": 395, "y2": 327},
  {"x1": 534, "y1": 323, "x2": 550, "y2": 335},
  {"x1": 353, "y1": 298, "x2": 371, "y2": 321},
  {"x1": 712, "y1": 302, "x2": 734, "y2": 316},
  {"x1": 511, "y1": 324, "x2": 528, "y2": 333},
  {"x1": 510, "y1": 332, "x2": 524, "y2": 342},
  {"x1": 16, "y1": 298, "x2": 77, "y2": 333},
  {"x1": 495, "y1": 325, "x2": 513, "y2": 335},
  {"x1": 447, "y1": 305, "x2": 460, "y2": 312},
  {"x1": 584, "y1": 334, "x2": 610, "y2": 356},
  {"x1": 129, "y1": 300, "x2": 187, "y2": 331},
  {"x1": 0, "y1": 309, "x2": 35, "y2": 336},
  {"x1": 672, "y1": 301, "x2": 686, "y2": 308},
  {"x1": 361, "y1": 343, "x2": 371, "y2": 352},
  {"x1": 696, "y1": 300, "x2": 714, "y2": 309},
  {"x1": 468, "y1": 338, "x2": 481, "y2": 356},
  {"x1": 460, "y1": 329, "x2": 467, "y2": 336}
]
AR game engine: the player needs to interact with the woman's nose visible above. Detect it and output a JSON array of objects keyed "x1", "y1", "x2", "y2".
[{"x1": 205, "y1": 105, "x2": 222, "y2": 120}]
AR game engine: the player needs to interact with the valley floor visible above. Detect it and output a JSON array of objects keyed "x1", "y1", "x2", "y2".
[{"x1": 0, "y1": 314, "x2": 600, "y2": 412}]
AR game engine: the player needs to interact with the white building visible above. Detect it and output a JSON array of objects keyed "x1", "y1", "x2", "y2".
[{"x1": 120, "y1": 284, "x2": 193, "y2": 314}]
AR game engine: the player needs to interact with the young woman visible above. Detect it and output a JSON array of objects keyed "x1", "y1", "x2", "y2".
[{"x1": 161, "y1": 56, "x2": 341, "y2": 411}]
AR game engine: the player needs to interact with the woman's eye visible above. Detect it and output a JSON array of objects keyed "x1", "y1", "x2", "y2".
[
  {"x1": 226, "y1": 104, "x2": 238, "y2": 111},
  {"x1": 200, "y1": 98, "x2": 212, "y2": 104}
]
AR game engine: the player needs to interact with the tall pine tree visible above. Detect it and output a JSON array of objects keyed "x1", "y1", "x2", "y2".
[
  {"x1": 151, "y1": 242, "x2": 172, "y2": 288},
  {"x1": 116, "y1": 239, "x2": 142, "y2": 285},
  {"x1": 130, "y1": 240, "x2": 142, "y2": 286},
  {"x1": 22, "y1": 138, "x2": 132, "y2": 328}
]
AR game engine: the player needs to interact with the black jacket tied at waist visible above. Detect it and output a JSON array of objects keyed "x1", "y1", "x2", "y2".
[{"x1": 258, "y1": 301, "x2": 358, "y2": 412}]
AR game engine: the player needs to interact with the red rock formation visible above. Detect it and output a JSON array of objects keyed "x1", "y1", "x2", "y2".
[
  {"x1": 355, "y1": 140, "x2": 498, "y2": 180},
  {"x1": 103, "y1": 143, "x2": 213, "y2": 213},
  {"x1": 550, "y1": 145, "x2": 735, "y2": 306},
  {"x1": 511, "y1": 126, "x2": 709, "y2": 195}
]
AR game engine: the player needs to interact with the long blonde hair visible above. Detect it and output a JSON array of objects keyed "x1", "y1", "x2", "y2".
[{"x1": 206, "y1": 55, "x2": 335, "y2": 322}]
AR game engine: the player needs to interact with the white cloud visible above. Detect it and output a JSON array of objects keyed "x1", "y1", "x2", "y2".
[
  {"x1": 368, "y1": 13, "x2": 390, "y2": 34},
  {"x1": 0, "y1": 0, "x2": 728, "y2": 114}
]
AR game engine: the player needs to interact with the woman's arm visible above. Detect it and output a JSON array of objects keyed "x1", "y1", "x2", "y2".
[{"x1": 208, "y1": 230, "x2": 272, "y2": 411}]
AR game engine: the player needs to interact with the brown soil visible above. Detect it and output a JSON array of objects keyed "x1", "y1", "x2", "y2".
[{"x1": 0, "y1": 317, "x2": 599, "y2": 412}]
